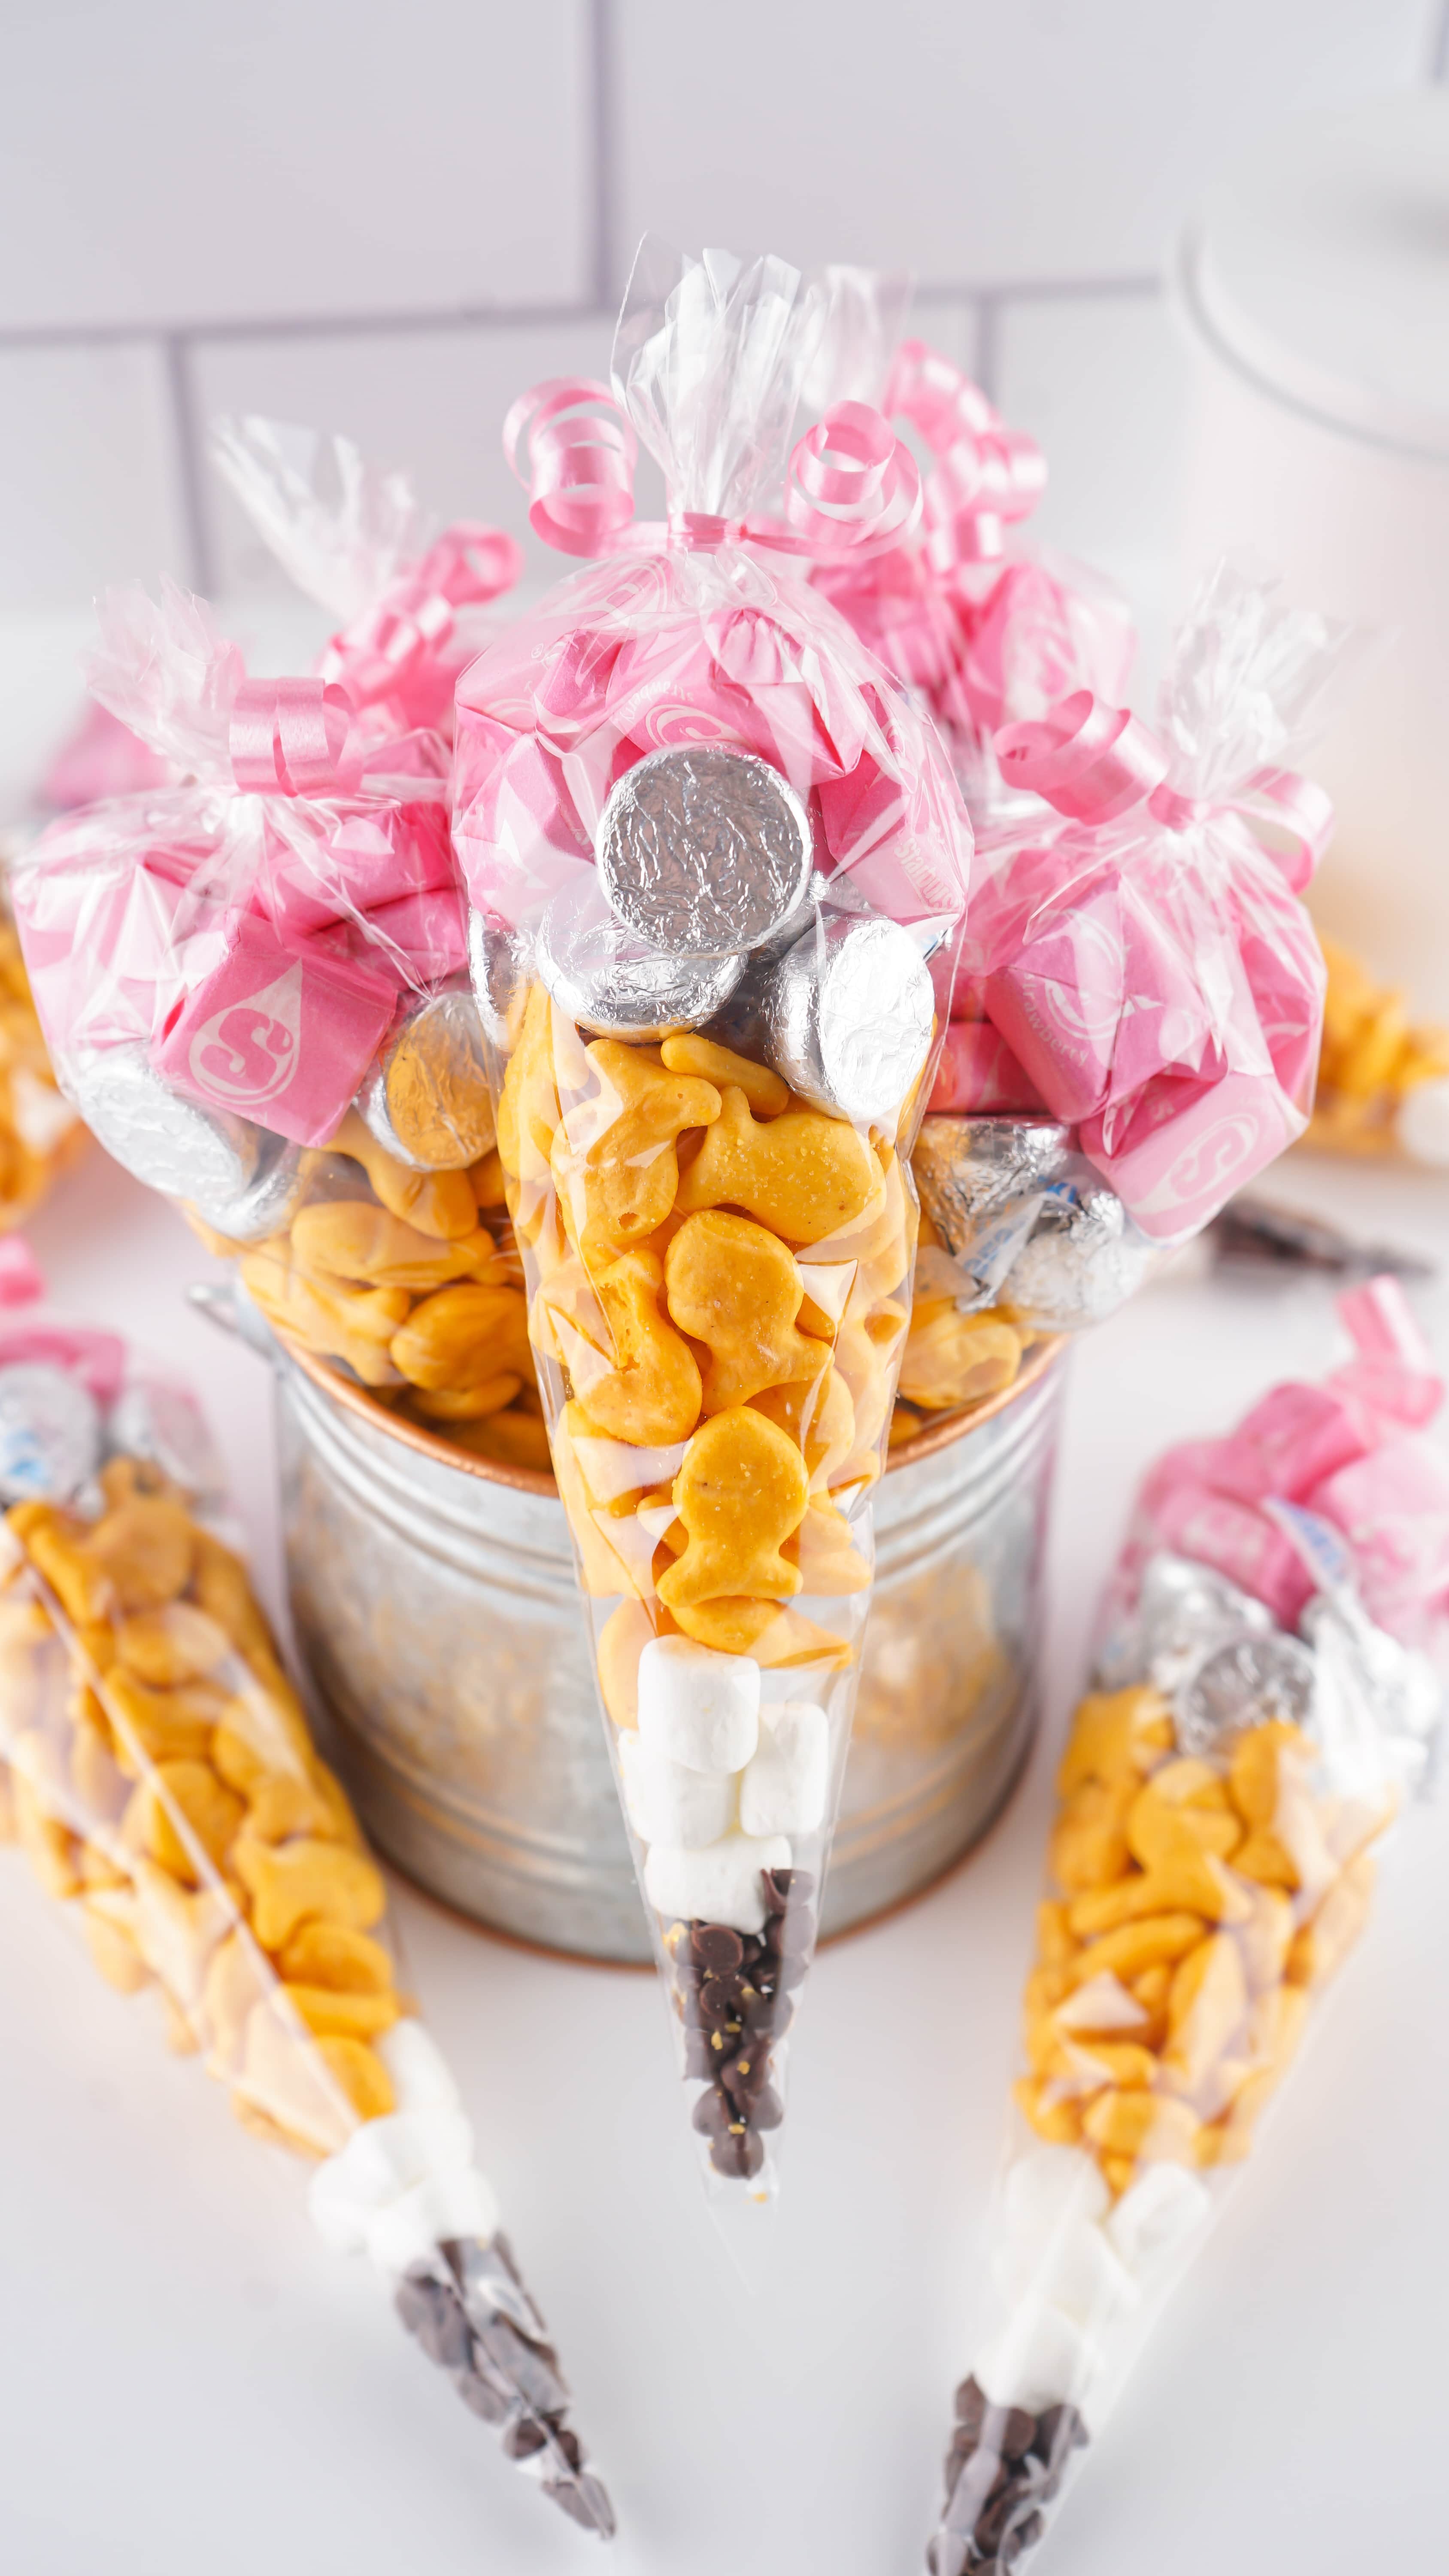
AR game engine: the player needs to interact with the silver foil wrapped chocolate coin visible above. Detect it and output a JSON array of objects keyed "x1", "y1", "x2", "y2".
[
  {"x1": 467, "y1": 909, "x2": 532, "y2": 1054},
  {"x1": 596, "y1": 745, "x2": 813, "y2": 960},
  {"x1": 537, "y1": 872, "x2": 743, "y2": 1042},
  {"x1": 1174, "y1": 1629, "x2": 1318, "y2": 1759},
  {"x1": 718, "y1": 914, "x2": 934, "y2": 1126},
  {"x1": 0, "y1": 1362, "x2": 102, "y2": 1504},
  {"x1": 193, "y1": 1131, "x2": 307, "y2": 1243},
  {"x1": 1002, "y1": 1177, "x2": 1153, "y2": 1331},
  {"x1": 73, "y1": 1045, "x2": 272, "y2": 1217},
  {"x1": 1095, "y1": 1551, "x2": 1273, "y2": 1695},
  {"x1": 356, "y1": 986, "x2": 495, "y2": 1172}
]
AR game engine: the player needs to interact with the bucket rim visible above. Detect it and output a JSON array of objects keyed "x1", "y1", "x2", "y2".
[{"x1": 277, "y1": 1329, "x2": 1067, "y2": 1495}]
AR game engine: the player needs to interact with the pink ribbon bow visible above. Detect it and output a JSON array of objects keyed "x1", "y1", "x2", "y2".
[
  {"x1": 228, "y1": 678, "x2": 355, "y2": 798},
  {"x1": 317, "y1": 522, "x2": 525, "y2": 716},
  {"x1": 883, "y1": 339, "x2": 1046, "y2": 572},
  {"x1": 995, "y1": 688, "x2": 1334, "y2": 892},
  {"x1": 501, "y1": 377, "x2": 922, "y2": 565}
]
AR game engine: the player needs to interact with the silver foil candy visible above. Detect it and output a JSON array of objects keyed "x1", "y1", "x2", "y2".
[
  {"x1": 910, "y1": 1116, "x2": 1070, "y2": 1308},
  {"x1": 0, "y1": 1363, "x2": 102, "y2": 1505},
  {"x1": 355, "y1": 985, "x2": 494, "y2": 1172},
  {"x1": 1002, "y1": 1176, "x2": 1153, "y2": 1331},
  {"x1": 467, "y1": 908, "x2": 531, "y2": 1053},
  {"x1": 106, "y1": 1378, "x2": 227, "y2": 1506},
  {"x1": 715, "y1": 913, "x2": 935, "y2": 1126},
  {"x1": 1301, "y1": 1590, "x2": 1444, "y2": 1797},
  {"x1": 537, "y1": 872, "x2": 743, "y2": 1042},
  {"x1": 1174, "y1": 1630, "x2": 1318, "y2": 1760},
  {"x1": 595, "y1": 745, "x2": 813, "y2": 960},
  {"x1": 1096, "y1": 1550, "x2": 1273, "y2": 1694},
  {"x1": 72, "y1": 1044, "x2": 302, "y2": 1241}
]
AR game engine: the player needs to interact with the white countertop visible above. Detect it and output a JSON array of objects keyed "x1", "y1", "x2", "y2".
[{"x1": 3, "y1": 1143, "x2": 1448, "y2": 2576}]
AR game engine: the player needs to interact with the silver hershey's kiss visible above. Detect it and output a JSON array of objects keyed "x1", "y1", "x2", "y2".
[{"x1": 537, "y1": 872, "x2": 743, "y2": 1043}]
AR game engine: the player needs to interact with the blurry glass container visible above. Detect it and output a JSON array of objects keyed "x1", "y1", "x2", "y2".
[
  {"x1": 273, "y1": 1334, "x2": 1065, "y2": 1963},
  {"x1": 1173, "y1": 90, "x2": 1449, "y2": 1015}
]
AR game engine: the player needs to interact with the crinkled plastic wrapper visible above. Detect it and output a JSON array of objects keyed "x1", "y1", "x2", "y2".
[
  {"x1": 0, "y1": 1305, "x2": 611, "y2": 2535},
  {"x1": 0, "y1": 856, "x2": 88, "y2": 1229},
  {"x1": 925, "y1": 1275, "x2": 1446, "y2": 2576},
  {"x1": 452, "y1": 240, "x2": 973, "y2": 2202}
]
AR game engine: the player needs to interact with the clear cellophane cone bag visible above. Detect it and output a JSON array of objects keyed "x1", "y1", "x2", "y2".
[
  {"x1": 927, "y1": 1276, "x2": 1447, "y2": 2575},
  {"x1": 453, "y1": 241, "x2": 974, "y2": 2201},
  {"x1": 0, "y1": 1303, "x2": 611, "y2": 2534}
]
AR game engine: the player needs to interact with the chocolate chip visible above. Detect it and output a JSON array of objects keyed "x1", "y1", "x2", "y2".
[
  {"x1": 394, "y1": 2272, "x2": 472, "y2": 2372},
  {"x1": 998, "y1": 2511, "x2": 1043, "y2": 2569},
  {"x1": 748, "y1": 2081, "x2": 783, "y2": 2129},
  {"x1": 547, "y1": 2470, "x2": 617, "y2": 2538},
  {"x1": 775, "y1": 1906, "x2": 816, "y2": 1961},
  {"x1": 691, "y1": 2085, "x2": 734, "y2": 2137},
  {"x1": 760, "y1": 1867, "x2": 794, "y2": 1914},
  {"x1": 457, "y1": 2368, "x2": 511, "y2": 2425},
  {"x1": 707, "y1": 2122, "x2": 766, "y2": 2179},
  {"x1": 474, "y1": 2317, "x2": 569, "y2": 2416},
  {"x1": 719, "y1": 2044, "x2": 772, "y2": 2106},
  {"x1": 700, "y1": 1972, "x2": 745, "y2": 2022},
  {"x1": 691, "y1": 1923, "x2": 744, "y2": 1971},
  {"x1": 954, "y1": 2377, "x2": 989, "y2": 2436},
  {"x1": 985, "y1": 2405, "x2": 1037, "y2": 2464},
  {"x1": 503, "y1": 2415, "x2": 549, "y2": 2460},
  {"x1": 926, "y1": 2533, "x2": 973, "y2": 2576},
  {"x1": 1034, "y1": 2403, "x2": 1087, "y2": 2466}
]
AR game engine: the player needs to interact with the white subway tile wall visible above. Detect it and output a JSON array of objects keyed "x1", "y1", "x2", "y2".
[{"x1": 0, "y1": 0, "x2": 1445, "y2": 619}]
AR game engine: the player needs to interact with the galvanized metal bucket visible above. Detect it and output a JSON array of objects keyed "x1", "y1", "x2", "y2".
[{"x1": 273, "y1": 1341, "x2": 1065, "y2": 1962}]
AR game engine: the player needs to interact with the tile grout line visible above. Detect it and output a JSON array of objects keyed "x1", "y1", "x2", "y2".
[
  {"x1": 162, "y1": 334, "x2": 215, "y2": 595},
  {"x1": 0, "y1": 276, "x2": 1161, "y2": 358}
]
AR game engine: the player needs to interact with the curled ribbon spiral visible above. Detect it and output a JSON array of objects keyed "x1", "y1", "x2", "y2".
[
  {"x1": 885, "y1": 340, "x2": 1047, "y2": 571},
  {"x1": 318, "y1": 522, "x2": 526, "y2": 704},
  {"x1": 995, "y1": 689, "x2": 1334, "y2": 888},
  {"x1": 229, "y1": 678, "x2": 355, "y2": 798},
  {"x1": 503, "y1": 380, "x2": 922, "y2": 565}
]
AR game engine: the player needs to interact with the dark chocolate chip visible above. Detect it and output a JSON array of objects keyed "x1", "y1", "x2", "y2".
[
  {"x1": 457, "y1": 2369, "x2": 511, "y2": 2426},
  {"x1": 774, "y1": 1906, "x2": 816, "y2": 1960},
  {"x1": 998, "y1": 2512, "x2": 1043, "y2": 2569},
  {"x1": 691, "y1": 1923, "x2": 744, "y2": 1972},
  {"x1": 691, "y1": 2085, "x2": 734, "y2": 2137},
  {"x1": 760, "y1": 1868, "x2": 794, "y2": 1914},
  {"x1": 682, "y1": 2029, "x2": 716, "y2": 2078},
  {"x1": 503, "y1": 2415, "x2": 549, "y2": 2460},
  {"x1": 719, "y1": 2045, "x2": 772, "y2": 2107},
  {"x1": 475, "y1": 2317, "x2": 569, "y2": 2415},
  {"x1": 700, "y1": 1973, "x2": 745, "y2": 2022},
  {"x1": 986, "y1": 2405, "x2": 1037, "y2": 2464},
  {"x1": 748, "y1": 2081, "x2": 783, "y2": 2129},
  {"x1": 547, "y1": 2470, "x2": 617, "y2": 2538},
  {"x1": 954, "y1": 2377, "x2": 989, "y2": 2435},
  {"x1": 394, "y1": 2273, "x2": 472, "y2": 2372},
  {"x1": 546, "y1": 2424, "x2": 583, "y2": 2471},
  {"x1": 707, "y1": 2123, "x2": 766, "y2": 2179},
  {"x1": 1034, "y1": 2403, "x2": 1087, "y2": 2465},
  {"x1": 926, "y1": 2533, "x2": 972, "y2": 2576}
]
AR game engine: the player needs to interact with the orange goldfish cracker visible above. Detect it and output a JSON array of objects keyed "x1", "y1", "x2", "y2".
[
  {"x1": 121, "y1": 1758, "x2": 244, "y2": 1886},
  {"x1": 244, "y1": 1762, "x2": 358, "y2": 1847},
  {"x1": 1024, "y1": 1962, "x2": 1070, "y2": 2018},
  {"x1": 496, "y1": 982, "x2": 561, "y2": 1193},
  {"x1": 327, "y1": 1109, "x2": 479, "y2": 1240},
  {"x1": 291, "y1": 1201, "x2": 503, "y2": 1292},
  {"x1": 660, "y1": 1032, "x2": 789, "y2": 1116},
  {"x1": 1057, "y1": 1686, "x2": 1176, "y2": 1795},
  {"x1": 664, "y1": 1212, "x2": 829, "y2": 1414},
  {"x1": 1013, "y1": 2075, "x2": 1083, "y2": 2146},
  {"x1": 279, "y1": 1921, "x2": 394, "y2": 1993},
  {"x1": 897, "y1": 1309, "x2": 1021, "y2": 1413},
  {"x1": 1285, "y1": 1850, "x2": 1376, "y2": 1990},
  {"x1": 1036, "y1": 1900, "x2": 1078, "y2": 1970},
  {"x1": 750, "y1": 1367, "x2": 855, "y2": 1488},
  {"x1": 674, "y1": 1084, "x2": 884, "y2": 1244},
  {"x1": 470, "y1": 1147, "x2": 508, "y2": 1208},
  {"x1": 1067, "y1": 1847, "x2": 1252, "y2": 1936},
  {"x1": 390, "y1": 1280, "x2": 532, "y2": 1392},
  {"x1": 318, "y1": 2033, "x2": 395, "y2": 2123},
  {"x1": 787, "y1": 1495, "x2": 873, "y2": 1595},
  {"x1": 1125, "y1": 1759, "x2": 1242, "y2": 1867},
  {"x1": 446, "y1": 1408, "x2": 554, "y2": 1473},
  {"x1": 1081, "y1": 2087, "x2": 1201, "y2": 2165},
  {"x1": 240, "y1": 1246, "x2": 409, "y2": 1388},
  {"x1": 1050, "y1": 2036, "x2": 1160, "y2": 2092},
  {"x1": 569, "y1": 1248, "x2": 702, "y2": 1446},
  {"x1": 657, "y1": 1408, "x2": 809, "y2": 1615},
  {"x1": 233, "y1": 1834, "x2": 387, "y2": 1953},
  {"x1": 409, "y1": 1376, "x2": 522, "y2": 1423},
  {"x1": 1160, "y1": 1932, "x2": 1249, "y2": 2096},
  {"x1": 100, "y1": 1668, "x2": 223, "y2": 1771},
  {"x1": 669, "y1": 1596, "x2": 854, "y2": 1667},
  {"x1": 83, "y1": 1890, "x2": 152, "y2": 1994},
  {"x1": 1049, "y1": 1777, "x2": 1138, "y2": 1893},
  {"x1": 595, "y1": 1596, "x2": 665, "y2": 1727},
  {"x1": 281, "y1": 1981, "x2": 401, "y2": 2042},
  {"x1": 551, "y1": 1406, "x2": 650, "y2": 1598},
  {"x1": 12, "y1": 1769, "x2": 80, "y2": 1896},
  {"x1": 1239, "y1": 1884, "x2": 1295, "y2": 1989},
  {"x1": 1227, "y1": 1721, "x2": 1315, "y2": 1828},
  {"x1": 1062, "y1": 1912, "x2": 1207, "y2": 1989},
  {"x1": 551, "y1": 1039, "x2": 720, "y2": 1267}
]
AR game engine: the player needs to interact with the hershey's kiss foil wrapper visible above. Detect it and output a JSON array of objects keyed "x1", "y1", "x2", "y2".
[
  {"x1": 1096, "y1": 1550, "x2": 1273, "y2": 1694},
  {"x1": 73, "y1": 1045, "x2": 268, "y2": 1213},
  {"x1": 0, "y1": 1363, "x2": 102, "y2": 1504},
  {"x1": 107, "y1": 1377, "x2": 225, "y2": 1505},
  {"x1": 356, "y1": 986, "x2": 495, "y2": 1172},
  {"x1": 1174, "y1": 1628, "x2": 1318, "y2": 1759},
  {"x1": 913, "y1": 1115, "x2": 1070, "y2": 1257},
  {"x1": 468, "y1": 908, "x2": 532, "y2": 1053},
  {"x1": 537, "y1": 872, "x2": 743, "y2": 1042},
  {"x1": 192, "y1": 1131, "x2": 306, "y2": 1244},
  {"x1": 596, "y1": 745, "x2": 813, "y2": 960},
  {"x1": 1003, "y1": 1176, "x2": 1152, "y2": 1331},
  {"x1": 720, "y1": 914, "x2": 935, "y2": 1126}
]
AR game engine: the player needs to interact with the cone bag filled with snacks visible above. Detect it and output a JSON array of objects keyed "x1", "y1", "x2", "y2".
[
  {"x1": 926, "y1": 1275, "x2": 1446, "y2": 2576},
  {"x1": 0, "y1": 853, "x2": 88, "y2": 1230},
  {"x1": 453, "y1": 239, "x2": 973, "y2": 2197},
  {"x1": 802, "y1": 267, "x2": 1135, "y2": 834},
  {"x1": 8, "y1": 583, "x2": 547, "y2": 1470},
  {"x1": 210, "y1": 413, "x2": 524, "y2": 741},
  {"x1": 0, "y1": 1300, "x2": 611, "y2": 2533}
]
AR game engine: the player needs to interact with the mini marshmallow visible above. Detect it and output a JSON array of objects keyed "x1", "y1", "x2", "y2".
[
  {"x1": 376, "y1": 2017, "x2": 464, "y2": 2114},
  {"x1": 308, "y1": 2105, "x2": 475, "y2": 2253},
  {"x1": 1001, "y1": 2145, "x2": 1111, "y2": 2247},
  {"x1": 738, "y1": 1701, "x2": 829, "y2": 1838},
  {"x1": 365, "y1": 2166, "x2": 501, "y2": 2276},
  {"x1": 1105, "y1": 2163, "x2": 1213, "y2": 2278},
  {"x1": 620, "y1": 1728, "x2": 736, "y2": 1850},
  {"x1": 637, "y1": 1636, "x2": 761, "y2": 1774},
  {"x1": 974, "y1": 2293, "x2": 1100, "y2": 2415},
  {"x1": 644, "y1": 1827, "x2": 791, "y2": 1934},
  {"x1": 992, "y1": 2212, "x2": 1138, "y2": 2330}
]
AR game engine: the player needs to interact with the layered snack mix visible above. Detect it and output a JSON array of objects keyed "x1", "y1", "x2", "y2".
[
  {"x1": 0, "y1": 1311, "x2": 610, "y2": 2534},
  {"x1": 926, "y1": 1276, "x2": 1447, "y2": 2576}
]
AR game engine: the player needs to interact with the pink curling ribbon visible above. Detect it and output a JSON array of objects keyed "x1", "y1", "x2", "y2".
[
  {"x1": 318, "y1": 522, "x2": 524, "y2": 706},
  {"x1": 504, "y1": 380, "x2": 922, "y2": 565},
  {"x1": 996, "y1": 690, "x2": 1335, "y2": 886},
  {"x1": 885, "y1": 340, "x2": 1046, "y2": 571},
  {"x1": 228, "y1": 678, "x2": 355, "y2": 798}
]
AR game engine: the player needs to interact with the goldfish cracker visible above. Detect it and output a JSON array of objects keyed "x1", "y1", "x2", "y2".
[
  {"x1": 233, "y1": 1834, "x2": 387, "y2": 1953},
  {"x1": 749, "y1": 1367, "x2": 855, "y2": 1490},
  {"x1": 787, "y1": 1495, "x2": 873, "y2": 1595},
  {"x1": 1012, "y1": 2075, "x2": 1083, "y2": 2147},
  {"x1": 447, "y1": 1408, "x2": 555, "y2": 1473},
  {"x1": 1062, "y1": 1912, "x2": 1208, "y2": 1989},
  {"x1": 674, "y1": 1084, "x2": 883, "y2": 1244},
  {"x1": 567, "y1": 1248, "x2": 703, "y2": 1447},
  {"x1": 657, "y1": 1407, "x2": 809, "y2": 1614},
  {"x1": 290, "y1": 1202, "x2": 504, "y2": 1292},
  {"x1": 1081, "y1": 2087, "x2": 1201, "y2": 2166},
  {"x1": 389, "y1": 1280, "x2": 532, "y2": 1393},
  {"x1": 326, "y1": 1110, "x2": 479, "y2": 1242},
  {"x1": 660, "y1": 1031, "x2": 789, "y2": 1116},
  {"x1": 550, "y1": 1038, "x2": 720, "y2": 1267},
  {"x1": 122, "y1": 1757, "x2": 245, "y2": 1885},
  {"x1": 898, "y1": 1308, "x2": 1022, "y2": 1413},
  {"x1": 1048, "y1": 1777, "x2": 1138, "y2": 1894},
  {"x1": 1159, "y1": 1932, "x2": 1249, "y2": 2098},
  {"x1": 664, "y1": 1212, "x2": 829, "y2": 1413},
  {"x1": 1057, "y1": 1685, "x2": 1175, "y2": 1795}
]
